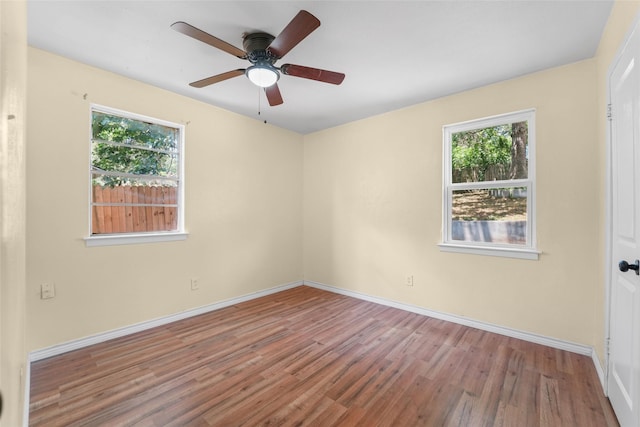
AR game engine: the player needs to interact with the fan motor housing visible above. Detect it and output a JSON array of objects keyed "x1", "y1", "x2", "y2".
[{"x1": 243, "y1": 32, "x2": 276, "y2": 64}]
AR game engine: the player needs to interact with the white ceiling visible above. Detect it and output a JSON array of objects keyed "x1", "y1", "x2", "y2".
[{"x1": 28, "y1": 1, "x2": 613, "y2": 134}]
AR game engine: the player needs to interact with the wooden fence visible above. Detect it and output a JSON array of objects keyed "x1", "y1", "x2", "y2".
[{"x1": 92, "y1": 185, "x2": 177, "y2": 234}]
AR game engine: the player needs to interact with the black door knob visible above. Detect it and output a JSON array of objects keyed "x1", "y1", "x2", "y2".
[{"x1": 619, "y1": 260, "x2": 640, "y2": 275}]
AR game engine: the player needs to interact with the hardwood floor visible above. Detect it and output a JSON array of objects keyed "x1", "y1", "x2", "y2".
[{"x1": 29, "y1": 286, "x2": 619, "y2": 426}]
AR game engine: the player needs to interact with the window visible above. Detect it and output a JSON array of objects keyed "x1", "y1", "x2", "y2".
[
  {"x1": 440, "y1": 109, "x2": 538, "y2": 259},
  {"x1": 86, "y1": 105, "x2": 186, "y2": 246}
]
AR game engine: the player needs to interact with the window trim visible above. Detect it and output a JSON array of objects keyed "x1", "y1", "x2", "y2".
[
  {"x1": 85, "y1": 104, "x2": 186, "y2": 247},
  {"x1": 84, "y1": 231, "x2": 188, "y2": 247},
  {"x1": 440, "y1": 109, "x2": 539, "y2": 260}
]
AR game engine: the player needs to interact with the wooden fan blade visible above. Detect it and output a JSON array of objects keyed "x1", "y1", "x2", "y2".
[
  {"x1": 171, "y1": 21, "x2": 247, "y2": 59},
  {"x1": 280, "y1": 64, "x2": 345, "y2": 85},
  {"x1": 267, "y1": 10, "x2": 320, "y2": 59},
  {"x1": 189, "y1": 69, "x2": 245, "y2": 88},
  {"x1": 265, "y1": 84, "x2": 284, "y2": 106}
]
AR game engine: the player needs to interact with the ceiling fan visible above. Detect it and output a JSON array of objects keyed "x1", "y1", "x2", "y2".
[{"x1": 171, "y1": 10, "x2": 345, "y2": 107}]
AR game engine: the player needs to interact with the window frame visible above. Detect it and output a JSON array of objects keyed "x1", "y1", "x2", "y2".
[
  {"x1": 85, "y1": 105, "x2": 187, "y2": 247},
  {"x1": 439, "y1": 109, "x2": 539, "y2": 260}
]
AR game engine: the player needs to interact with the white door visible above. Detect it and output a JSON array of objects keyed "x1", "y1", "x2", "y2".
[{"x1": 609, "y1": 18, "x2": 640, "y2": 427}]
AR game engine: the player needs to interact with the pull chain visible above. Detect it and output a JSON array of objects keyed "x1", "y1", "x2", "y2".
[
  {"x1": 258, "y1": 87, "x2": 261, "y2": 117},
  {"x1": 257, "y1": 87, "x2": 267, "y2": 124}
]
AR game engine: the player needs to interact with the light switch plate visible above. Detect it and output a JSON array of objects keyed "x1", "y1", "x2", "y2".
[{"x1": 41, "y1": 283, "x2": 55, "y2": 299}]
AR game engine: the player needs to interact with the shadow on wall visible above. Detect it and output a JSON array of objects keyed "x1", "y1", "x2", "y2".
[{"x1": 452, "y1": 220, "x2": 526, "y2": 244}]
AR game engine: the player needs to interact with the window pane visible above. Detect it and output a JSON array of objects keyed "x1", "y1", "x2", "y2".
[
  {"x1": 92, "y1": 111, "x2": 178, "y2": 153},
  {"x1": 90, "y1": 107, "x2": 183, "y2": 239},
  {"x1": 92, "y1": 141, "x2": 178, "y2": 178},
  {"x1": 91, "y1": 177, "x2": 178, "y2": 235},
  {"x1": 451, "y1": 121, "x2": 528, "y2": 183},
  {"x1": 451, "y1": 187, "x2": 527, "y2": 245}
]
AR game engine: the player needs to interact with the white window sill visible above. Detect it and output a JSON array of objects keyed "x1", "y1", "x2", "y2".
[
  {"x1": 85, "y1": 232, "x2": 188, "y2": 247},
  {"x1": 438, "y1": 242, "x2": 540, "y2": 260}
]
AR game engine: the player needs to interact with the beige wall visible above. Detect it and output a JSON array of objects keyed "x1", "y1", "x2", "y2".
[
  {"x1": 27, "y1": 48, "x2": 304, "y2": 351},
  {"x1": 304, "y1": 59, "x2": 601, "y2": 348}
]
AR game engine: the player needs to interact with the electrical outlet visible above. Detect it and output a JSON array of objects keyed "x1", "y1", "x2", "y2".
[
  {"x1": 405, "y1": 275, "x2": 414, "y2": 287},
  {"x1": 190, "y1": 278, "x2": 199, "y2": 291},
  {"x1": 41, "y1": 283, "x2": 55, "y2": 299}
]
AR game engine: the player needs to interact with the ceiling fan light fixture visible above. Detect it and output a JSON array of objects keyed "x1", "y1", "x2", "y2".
[
  {"x1": 246, "y1": 65, "x2": 279, "y2": 87},
  {"x1": 173, "y1": 10, "x2": 345, "y2": 107}
]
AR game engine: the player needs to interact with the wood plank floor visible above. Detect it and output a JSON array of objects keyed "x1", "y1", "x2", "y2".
[{"x1": 29, "y1": 286, "x2": 619, "y2": 426}]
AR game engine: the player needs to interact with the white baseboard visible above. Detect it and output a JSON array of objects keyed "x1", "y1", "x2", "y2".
[
  {"x1": 592, "y1": 349, "x2": 606, "y2": 392},
  {"x1": 29, "y1": 280, "x2": 303, "y2": 362},
  {"x1": 304, "y1": 280, "x2": 595, "y2": 357},
  {"x1": 23, "y1": 357, "x2": 31, "y2": 427}
]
